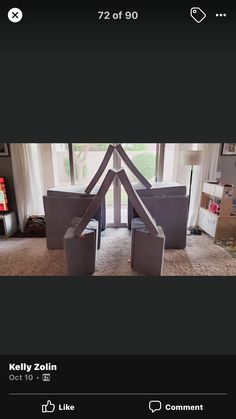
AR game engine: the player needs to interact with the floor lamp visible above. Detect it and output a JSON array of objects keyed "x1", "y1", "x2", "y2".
[
  {"x1": 181, "y1": 150, "x2": 203, "y2": 232},
  {"x1": 182, "y1": 150, "x2": 203, "y2": 204}
]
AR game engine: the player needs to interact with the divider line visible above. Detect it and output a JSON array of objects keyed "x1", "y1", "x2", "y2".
[{"x1": 9, "y1": 392, "x2": 228, "y2": 396}]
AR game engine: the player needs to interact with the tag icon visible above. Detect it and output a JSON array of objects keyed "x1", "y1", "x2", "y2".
[{"x1": 190, "y1": 7, "x2": 206, "y2": 23}]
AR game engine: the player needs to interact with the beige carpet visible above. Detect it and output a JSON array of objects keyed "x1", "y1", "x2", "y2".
[{"x1": 0, "y1": 233, "x2": 235, "y2": 276}]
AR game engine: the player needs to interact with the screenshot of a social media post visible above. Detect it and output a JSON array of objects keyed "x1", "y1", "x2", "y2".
[{"x1": 0, "y1": 1, "x2": 236, "y2": 417}]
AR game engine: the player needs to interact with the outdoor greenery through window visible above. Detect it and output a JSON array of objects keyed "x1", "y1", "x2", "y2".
[{"x1": 72, "y1": 143, "x2": 110, "y2": 187}]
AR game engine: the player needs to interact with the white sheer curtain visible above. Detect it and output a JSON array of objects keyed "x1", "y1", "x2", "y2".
[{"x1": 11, "y1": 143, "x2": 54, "y2": 232}]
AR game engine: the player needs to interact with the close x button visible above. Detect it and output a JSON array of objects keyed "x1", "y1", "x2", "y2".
[{"x1": 8, "y1": 8, "x2": 23, "y2": 23}]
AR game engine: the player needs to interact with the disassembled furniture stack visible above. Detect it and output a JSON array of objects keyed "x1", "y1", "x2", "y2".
[
  {"x1": 43, "y1": 144, "x2": 187, "y2": 276},
  {"x1": 63, "y1": 168, "x2": 165, "y2": 276}
]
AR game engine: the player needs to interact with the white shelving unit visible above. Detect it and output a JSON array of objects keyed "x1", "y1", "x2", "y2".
[{"x1": 197, "y1": 181, "x2": 236, "y2": 241}]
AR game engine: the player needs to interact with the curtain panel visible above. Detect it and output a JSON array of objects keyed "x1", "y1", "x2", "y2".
[{"x1": 10, "y1": 143, "x2": 54, "y2": 231}]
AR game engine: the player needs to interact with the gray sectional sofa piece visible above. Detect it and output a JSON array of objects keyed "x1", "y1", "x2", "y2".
[
  {"x1": 47, "y1": 185, "x2": 106, "y2": 230},
  {"x1": 131, "y1": 218, "x2": 165, "y2": 276},
  {"x1": 64, "y1": 218, "x2": 98, "y2": 276},
  {"x1": 43, "y1": 187, "x2": 104, "y2": 250},
  {"x1": 128, "y1": 181, "x2": 188, "y2": 249}
]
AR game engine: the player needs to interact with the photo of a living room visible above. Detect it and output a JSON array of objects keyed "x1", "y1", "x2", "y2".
[{"x1": 0, "y1": 142, "x2": 236, "y2": 276}]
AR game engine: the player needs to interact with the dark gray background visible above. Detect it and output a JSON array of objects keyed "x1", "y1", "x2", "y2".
[
  {"x1": 0, "y1": 0, "x2": 235, "y2": 140},
  {"x1": 1, "y1": 278, "x2": 236, "y2": 354}
]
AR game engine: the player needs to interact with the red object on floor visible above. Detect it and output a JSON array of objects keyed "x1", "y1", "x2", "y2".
[{"x1": 0, "y1": 177, "x2": 9, "y2": 212}]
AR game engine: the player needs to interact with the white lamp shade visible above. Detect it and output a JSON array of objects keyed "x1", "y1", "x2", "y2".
[{"x1": 181, "y1": 150, "x2": 204, "y2": 165}]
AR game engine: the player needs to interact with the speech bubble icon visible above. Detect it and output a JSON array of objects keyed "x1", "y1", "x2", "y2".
[{"x1": 149, "y1": 400, "x2": 162, "y2": 413}]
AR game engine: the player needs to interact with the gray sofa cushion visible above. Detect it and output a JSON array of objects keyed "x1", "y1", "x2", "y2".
[
  {"x1": 64, "y1": 218, "x2": 98, "y2": 276},
  {"x1": 131, "y1": 218, "x2": 165, "y2": 276},
  {"x1": 129, "y1": 194, "x2": 188, "y2": 249},
  {"x1": 43, "y1": 195, "x2": 102, "y2": 249}
]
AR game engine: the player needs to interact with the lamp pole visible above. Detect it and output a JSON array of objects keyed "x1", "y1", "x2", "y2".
[{"x1": 188, "y1": 164, "x2": 194, "y2": 208}]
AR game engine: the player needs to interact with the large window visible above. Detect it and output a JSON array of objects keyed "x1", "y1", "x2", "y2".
[
  {"x1": 72, "y1": 143, "x2": 114, "y2": 222},
  {"x1": 119, "y1": 143, "x2": 157, "y2": 224},
  {"x1": 51, "y1": 143, "x2": 71, "y2": 186},
  {"x1": 72, "y1": 143, "x2": 111, "y2": 186},
  {"x1": 51, "y1": 142, "x2": 160, "y2": 226}
]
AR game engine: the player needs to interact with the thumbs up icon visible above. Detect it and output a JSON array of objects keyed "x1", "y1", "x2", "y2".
[{"x1": 42, "y1": 400, "x2": 56, "y2": 413}]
